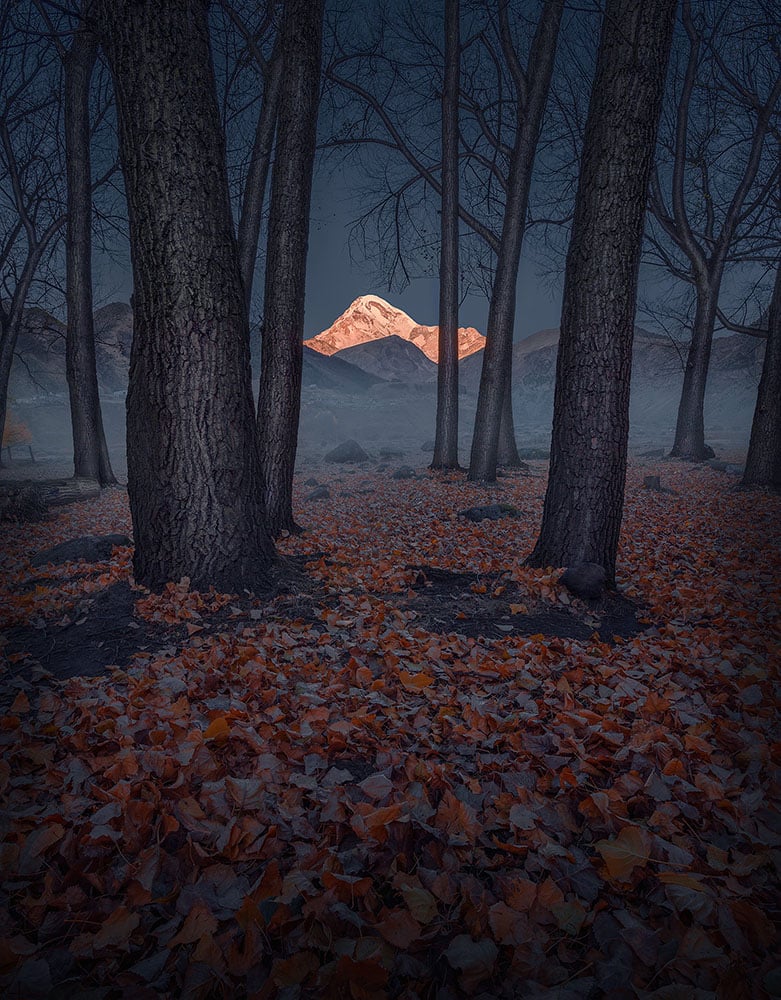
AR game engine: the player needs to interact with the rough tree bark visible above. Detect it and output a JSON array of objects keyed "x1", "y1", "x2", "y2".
[
  {"x1": 467, "y1": 0, "x2": 563, "y2": 482},
  {"x1": 526, "y1": 0, "x2": 677, "y2": 583},
  {"x1": 496, "y1": 366, "x2": 519, "y2": 466},
  {"x1": 431, "y1": 0, "x2": 460, "y2": 470},
  {"x1": 257, "y1": 0, "x2": 324, "y2": 535},
  {"x1": 97, "y1": 0, "x2": 276, "y2": 592},
  {"x1": 63, "y1": 9, "x2": 115, "y2": 485},
  {"x1": 741, "y1": 263, "x2": 781, "y2": 490}
]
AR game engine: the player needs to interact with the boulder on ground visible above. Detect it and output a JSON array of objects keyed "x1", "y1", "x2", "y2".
[
  {"x1": 517, "y1": 447, "x2": 550, "y2": 460},
  {"x1": 31, "y1": 534, "x2": 132, "y2": 568},
  {"x1": 380, "y1": 448, "x2": 404, "y2": 458},
  {"x1": 305, "y1": 486, "x2": 330, "y2": 501},
  {"x1": 392, "y1": 466, "x2": 416, "y2": 480},
  {"x1": 303, "y1": 477, "x2": 319, "y2": 486},
  {"x1": 420, "y1": 439, "x2": 435, "y2": 452},
  {"x1": 325, "y1": 439, "x2": 369, "y2": 463},
  {"x1": 458, "y1": 503, "x2": 520, "y2": 522},
  {"x1": 642, "y1": 475, "x2": 678, "y2": 495},
  {"x1": 560, "y1": 562, "x2": 606, "y2": 600}
]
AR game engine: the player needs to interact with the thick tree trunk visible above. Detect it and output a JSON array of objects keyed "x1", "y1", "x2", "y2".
[
  {"x1": 496, "y1": 364, "x2": 522, "y2": 466},
  {"x1": 64, "y1": 24, "x2": 116, "y2": 485},
  {"x1": 669, "y1": 281, "x2": 719, "y2": 460},
  {"x1": 468, "y1": 0, "x2": 563, "y2": 482},
  {"x1": 526, "y1": 0, "x2": 676, "y2": 584},
  {"x1": 741, "y1": 264, "x2": 781, "y2": 490},
  {"x1": 431, "y1": 0, "x2": 460, "y2": 471},
  {"x1": 257, "y1": 0, "x2": 324, "y2": 535},
  {"x1": 237, "y1": 42, "x2": 282, "y2": 312},
  {"x1": 97, "y1": 0, "x2": 276, "y2": 592}
]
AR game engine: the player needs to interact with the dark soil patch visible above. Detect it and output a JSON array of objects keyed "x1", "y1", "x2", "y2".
[
  {"x1": 403, "y1": 565, "x2": 652, "y2": 644},
  {"x1": 3, "y1": 581, "x2": 186, "y2": 681},
  {"x1": 2, "y1": 556, "x2": 332, "y2": 683}
]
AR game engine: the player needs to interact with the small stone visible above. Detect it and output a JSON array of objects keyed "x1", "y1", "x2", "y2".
[
  {"x1": 560, "y1": 562, "x2": 606, "y2": 600},
  {"x1": 31, "y1": 534, "x2": 132, "y2": 568},
  {"x1": 420, "y1": 439, "x2": 435, "y2": 452},
  {"x1": 305, "y1": 486, "x2": 330, "y2": 501},
  {"x1": 324, "y1": 439, "x2": 369, "y2": 463},
  {"x1": 458, "y1": 503, "x2": 520, "y2": 522},
  {"x1": 392, "y1": 466, "x2": 416, "y2": 480}
]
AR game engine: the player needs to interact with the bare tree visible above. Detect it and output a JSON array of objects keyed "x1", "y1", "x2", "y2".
[
  {"x1": 646, "y1": 0, "x2": 781, "y2": 460},
  {"x1": 741, "y1": 261, "x2": 780, "y2": 489},
  {"x1": 257, "y1": 0, "x2": 324, "y2": 535},
  {"x1": 34, "y1": 0, "x2": 116, "y2": 484},
  {"x1": 431, "y1": 0, "x2": 461, "y2": 470},
  {"x1": 214, "y1": 1, "x2": 284, "y2": 312},
  {"x1": 0, "y1": 1, "x2": 66, "y2": 459},
  {"x1": 527, "y1": 0, "x2": 677, "y2": 582},
  {"x1": 325, "y1": 0, "x2": 564, "y2": 481},
  {"x1": 467, "y1": 0, "x2": 563, "y2": 481},
  {"x1": 96, "y1": 0, "x2": 276, "y2": 591}
]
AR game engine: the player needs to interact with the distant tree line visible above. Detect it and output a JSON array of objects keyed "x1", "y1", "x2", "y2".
[{"x1": 1, "y1": 0, "x2": 778, "y2": 592}]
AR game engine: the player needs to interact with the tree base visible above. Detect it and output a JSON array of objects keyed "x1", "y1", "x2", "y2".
[{"x1": 668, "y1": 443, "x2": 715, "y2": 462}]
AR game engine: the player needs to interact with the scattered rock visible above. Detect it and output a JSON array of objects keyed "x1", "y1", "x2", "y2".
[
  {"x1": 379, "y1": 448, "x2": 404, "y2": 458},
  {"x1": 392, "y1": 466, "x2": 416, "y2": 480},
  {"x1": 704, "y1": 459, "x2": 744, "y2": 476},
  {"x1": 642, "y1": 475, "x2": 678, "y2": 495},
  {"x1": 324, "y1": 439, "x2": 369, "y2": 463},
  {"x1": 303, "y1": 477, "x2": 319, "y2": 486},
  {"x1": 31, "y1": 534, "x2": 132, "y2": 568},
  {"x1": 458, "y1": 503, "x2": 520, "y2": 522},
  {"x1": 420, "y1": 439, "x2": 435, "y2": 452},
  {"x1": 305, "y1": 486, "x2": 330, "y2": 501},
  {"x1": 560, "y1": 562, "x2": 606, "y2": 600}
]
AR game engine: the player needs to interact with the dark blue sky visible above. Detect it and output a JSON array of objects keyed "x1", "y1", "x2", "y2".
[{"x1": 305, "y1": 166, "x2": 563, "y2": 338}]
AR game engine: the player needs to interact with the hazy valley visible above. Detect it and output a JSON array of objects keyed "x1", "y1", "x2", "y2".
[{"x1": 7, "y1": 293, "x2": 763, "y2": 474}]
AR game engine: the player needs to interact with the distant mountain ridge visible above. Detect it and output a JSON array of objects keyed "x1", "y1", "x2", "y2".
[
  {"x1": 335, "y1": 335, "x2": 437, "y2": 383},
  {"x1": 11, "y1": 303, "x2": 385, "y2": 400},
  {"x1": 304, "y1": 294, "x2": 485, "y2": 362},
  {"x1": 12, "y1": 300, "x2": 763, "y2": 419}
]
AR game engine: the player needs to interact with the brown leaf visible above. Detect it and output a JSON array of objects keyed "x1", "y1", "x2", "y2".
[
  {"x1": 594, "y1": 826, "x2": 652, "y2": 880},
  {"x1": 167, "y1": 903, "x2": 218, "y2": 948}
]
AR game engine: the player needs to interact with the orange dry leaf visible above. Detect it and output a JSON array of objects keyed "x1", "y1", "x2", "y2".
[
  {"x1": 398, "y1": 669, "x2": 435, "y2": 691},
  {"x1": 203, "y1": 716, "x2": 230, "y2": 741}
]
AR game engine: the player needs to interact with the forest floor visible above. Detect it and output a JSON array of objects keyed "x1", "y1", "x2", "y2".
[{"x1": 0, "y1": 460, "x2": 779, "y2": 999}]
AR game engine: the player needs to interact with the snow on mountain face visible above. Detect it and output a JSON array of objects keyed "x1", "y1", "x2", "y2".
[
  {"x1": 304, "y1": 294, "x2": 485, "y2": 362},
  {"x1": 304, "y1": 296, "x2": 418, "y2": 356}
]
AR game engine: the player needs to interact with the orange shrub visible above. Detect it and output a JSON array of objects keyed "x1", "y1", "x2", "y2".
[{"x1": 3, "y1": 412, "x2": 32, "y2": 447}]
